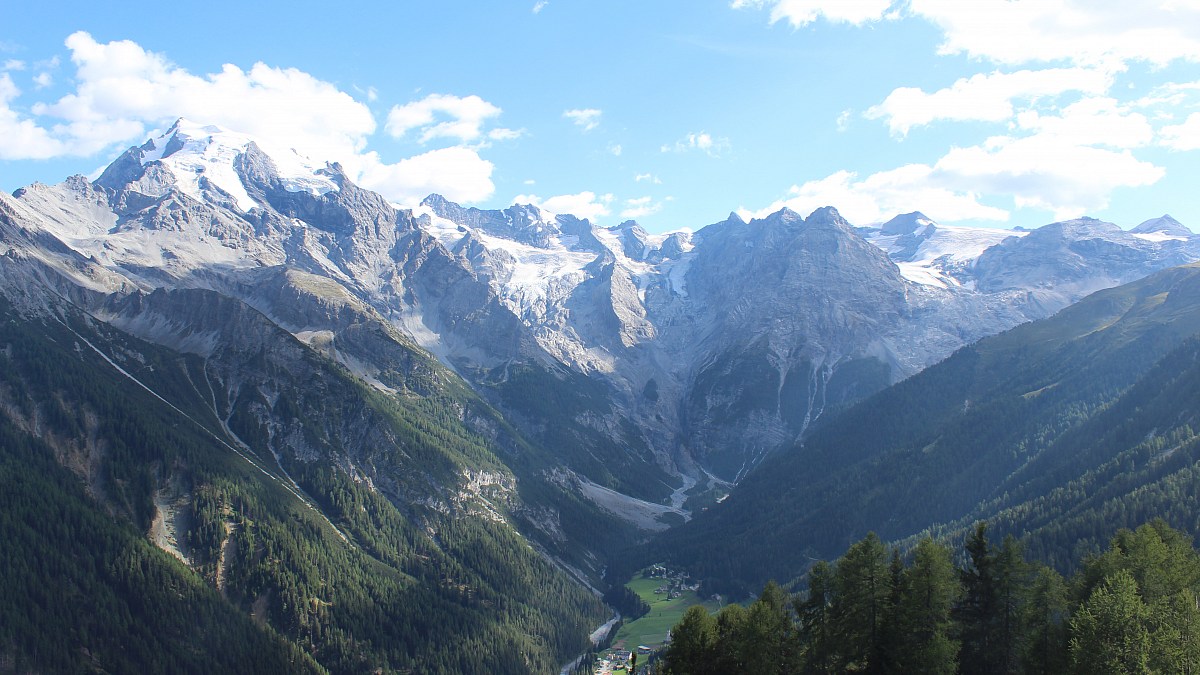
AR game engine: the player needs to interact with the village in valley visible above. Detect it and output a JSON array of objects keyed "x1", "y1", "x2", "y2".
[{"x1": 588, "y1": 564, "x2": 715, "y2": 675}]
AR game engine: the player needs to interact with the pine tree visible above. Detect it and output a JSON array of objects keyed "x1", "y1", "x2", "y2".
[
  {"x1": 1069, "y1": 569, "x2": 1151, "y2": 674},
  {"x1": 898, "y1": 537, "x2": 961, "y2": 675},
  {"x1": 664, "y1": 605, "x2": 716, "y2": 675},
  {"x1": 796, "y1": 560, "x2": 835, "y2": 673},
  {"x1": 831, "y1": 532, "x2": 892, "y2": 673},
  {"x1": 992, "y1": 535, "x2": 1029, "y2": 673},
  {"x1": 1021, "y1": 566, "x2": 1068, "y2": 675},
  {"x1": 740, "y1": 581, "x2": 799, "y2": 675},
  {"x1": 957, "y1": 522, "x2": 998, "y2": 674}
]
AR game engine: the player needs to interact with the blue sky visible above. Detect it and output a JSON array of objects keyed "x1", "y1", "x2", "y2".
[{"x1": 2, "y1": 1, "x2": 1199, "y2": 232}]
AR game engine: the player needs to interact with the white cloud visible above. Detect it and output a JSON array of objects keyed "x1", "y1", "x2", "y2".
[
  {"x1": 488, "y1": 127, "x2": 524, "y2": 141},
  {"x1": 3, "y1": 59, "x2": 24, "y2": 71},
  {"x1": 634, "y1": 172, "x2": 662, "y2": 184},
  {"x1": 608, "y1": 143, "x2": 622, "y2": 156},
  {"x1": 0, "y1": 74, "x2": 67, "y2": 159},
  {"x1": 731, "y1": 0, "x2": 894, "y2": 27},
  {"x1": 836, "y1": 109, "x2": 852, "y2": 132},
  {"x1": 1160, "y1": 112, "x2": 1200, "y2": 150},
  {"x1": 745, "y1": 166, "x2": 1009, "y2": 225},
  {"x1": 532, "y1": 1, "x2": 549, "y2": 13},
  {"x1": 621, "y1": 196, "x2": 664, "y2": 219},
  {"x1": 932, "y1": 134, "x2": 1164, "y2": 219},
  {"x1": 1014, "y1": 97, "x2": 1153, "y2": 149},
  {"x1": 909, "y1": 0, "x2": 1200, "y2": 66},
  {"x1": 867, "y1": 67, "x2": 1115, "y2": 136},
  {"x1": 357, "y1": 146, "x2": 495, "y2": 206},
  {"x1": 738, "y1": 2, "x2": 1200, "y2": 67},
  {"x1": 513, "y1": 191, "x2": 613, "y2": 221},
  {"x1": 662, "y1": 131, "x2": 730, "y2": 157},
  {"x1": 385, "y1": 93, "x2": 503, "y2": 144},
  {"x1": 563, "y1": 108, "x2": 601, "y2": 131},
  {"x1": 747, "y1": 105, "x2": 1165, "y2": 225},
  {"x1": 32, "y1": 72, "x2": 52, "y2": 88},
  {"x1": 25, "y1": 31, "x2": 375, "y2": 161},
  {"x1": 0, "y1": 32, "x2": 498, "y2": 206}
]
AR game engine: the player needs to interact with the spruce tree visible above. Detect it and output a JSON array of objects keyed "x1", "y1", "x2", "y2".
[
  {"x1": 797, "y1": 560, "x2": 835, "y2": 673},
  {"x1": 899, "y1": 537, "x2": 961, "y2": 675},
  {"x1": 1069, "y1": 570, "x2": 1151, "y2": 674},
  {"x1": 1021, "y1": 566, "x2": 1068, "y2": 675},
  {"x1": 831, "y1": 532, "x2": 892, "y2": 673},
  {"x1": 957, "y1": 522, "x2": 998, "y2": 674},
  {"x1": 664, "y1": 605, "x2": 716, "y2": 675}
]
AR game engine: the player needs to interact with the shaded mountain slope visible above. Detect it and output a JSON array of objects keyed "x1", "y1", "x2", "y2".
[{"x1": 631, "y1": 262, "x2": 1200, "y2": 595}]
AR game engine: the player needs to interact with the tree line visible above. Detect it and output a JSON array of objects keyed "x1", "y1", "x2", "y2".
[{"x1": 660, "y1": 520, "x2": 1200, "y2": 674}]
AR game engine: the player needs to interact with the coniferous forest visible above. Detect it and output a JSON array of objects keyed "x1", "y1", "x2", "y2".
[{"x1": 658, "y1": 521, "x2": 1200, "y2": 675}]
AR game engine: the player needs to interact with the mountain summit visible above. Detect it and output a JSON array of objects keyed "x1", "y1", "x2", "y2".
[{"x1": 96, "y1": 118, "x2": 339, "y2": 214}]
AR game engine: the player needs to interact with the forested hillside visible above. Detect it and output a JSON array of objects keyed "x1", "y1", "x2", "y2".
[
  {"x1": 0, "y1": 298, "x2": 608, "y2": 673},
  {"x1": 657, "y1": 521, "x2": 1200, "y2": 674},
  {"x1": 628, "y1": 262, "x2": 1200, "y2": 596}
]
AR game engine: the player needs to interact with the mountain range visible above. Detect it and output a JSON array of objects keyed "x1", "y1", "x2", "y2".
[
  {"x1": 3, "y1": 118, "x2": 1200, "y2": 672},
  {"x1": 628, "y1": 257, "x2": 1200, "y2": 598}
]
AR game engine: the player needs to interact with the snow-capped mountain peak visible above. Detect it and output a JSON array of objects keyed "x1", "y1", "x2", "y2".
[
  {"x1": 1131, "y1": 214, "x2": 1191, "y2": 241},
  {"x1": 864, "y1": 213, "x2": 1025, "y2": 289},
  {"x1": 135, "y1": 118, "x2": 339, "y2": 212},
  {"x1": 879, "y1": 211, "x2": 935, "y2": 236}
]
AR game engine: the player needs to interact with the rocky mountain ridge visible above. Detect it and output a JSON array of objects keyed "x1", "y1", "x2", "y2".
[{"x1": 5, "y1": 118, "x2": 1198, "y2": 524}]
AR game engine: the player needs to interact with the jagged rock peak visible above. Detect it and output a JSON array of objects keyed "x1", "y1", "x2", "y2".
[
  {"x1": 804, "y1": 205, "x2": 854, "y2": 230},
  {"x1": 1132, "y1": 214, "x2": 1191, "y2": 237},
  {"x1": 419, "y1": 194, "x2": 569, "y2": 249},
  {"x1": 775, "y1": 206, "x2": 806, "y2": 224},
  {"x1": 880, "y1": 211, "x2": 935, "y2": 236}
]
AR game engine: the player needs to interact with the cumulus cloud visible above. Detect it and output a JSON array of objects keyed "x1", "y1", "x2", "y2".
[
  {"x1": 0, "y1": 74, "x2": 67, "y2": 159},
  {"x1": 513, "y1": 191, "x2": 613, "y2": 221},
  {"x1": 731, "y1": 0, "x2": 895, "y2": 27},
  {"x1": 662, "y1": 131, "x2": 730, "y2": 157},
  {"x1": 358, "y1": 146, "x2": 495, "y2": 206},
  {"x1": 634, "y1": 172, "x2": 662, "y2": 184},
  {"x1": 909, "y1": 0, "x2": 1200, "y2": 66},
  {"x1": 563, "y1": 108, "x2": 601, "y2": 131},
  {"x1": 0, "y1": 32, "x2": 504, "y2": 206},
  {"x1": 746, "y1": 100, "x2": 1166, "y2": 225},
  {"x1": 933, "y1": 134, "x2": 1163, "y2": 218},
  {"x1": 1160, "y1": 112, "x2": 1200, "y2": 150},
  {"x1": 385, "y1": 93, "x2": 504, "y2": 144},
  {"x1": 867, "y1": 67, "x2": 1116, "y2": 136},
  {"x1": 27, "y1": 31, "x2": 375, "y2": 161},
  {"x1": 3, "y1": 59, "x2": 24, "y2": 71},
  {"x1": 1014, "y1": 97, "x2": 1153, "y2": 149},
  {"x1": 738, "y1": 3, "x2": 1200, "y2": 67},
  {"x1": 743, "y1": 166, "x2": 1008, "y2": 225}
]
